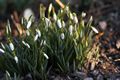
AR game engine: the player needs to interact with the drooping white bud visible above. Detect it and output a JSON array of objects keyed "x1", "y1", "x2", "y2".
[
  {"x1": 91, "y1": 26, "x2": 99, "y2": 34},
  {"x1": 26, "y1": 21, "x2": 32, "y2": 29},
  {"x1": 53, "y1": 13, "x2": 57, "y2": 21},
  {"x1": 9, "y1": 42, "x2": 14, "y2": 51},
  {"x1": 57, "y1": 19, "x2": 62, "y2": 28},
  {"x1": 73, "y1": 15, "x2": 78, "y2": 24},
  {"x1": 36, "y1": 29, "x2": 41, "y2": 37},
  {"x1": 69, "y1": 25, "x2": 73, "y2": 35},
  {"x1": 22, "y1": 41, "x2": 30, "y2": 48},
  {"x1": 0, "y1": 48, "x2": 5, "y2": 53},
  {"x1": 26, "y1": 30, "x2": 30, "y2": 36},
  {"x1": 23, "y1": 8, "x2": 35, "y2": 21},
  {"x1": 70, "y1": 12, "x2": 73, "y2": 20},
  {"x1": 48, "y1": 3, "x2": 53, "y2": 13},
  {"x1": 45, "y1": 18, "x2": 51, "y2": 27},
  {"x1": 14, "y1": 56, "x2": 18, "y2": 63},
  {"x1": 43, "y1": 53, "x2": 49, "y2": 59},
  {"x1": 81, "y1": 12, "x2": 86, "y2": 18},
  {"x1": 34, "y1": 34, "x2": 39, "y2": 41},
  {"x1": 60, "y1": 33, "x2": 65, "y2": 40}
]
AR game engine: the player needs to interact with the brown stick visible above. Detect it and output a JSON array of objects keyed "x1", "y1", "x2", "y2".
[{"x1": 55, "y1": 0, "x2": 65, "y2": 8}]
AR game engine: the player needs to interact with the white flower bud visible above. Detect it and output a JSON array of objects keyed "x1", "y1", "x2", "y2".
[
  {"x1": 26, "y1": 21, "x2": 32, "y2": 29},
  {"x1": 43, "y1": 53, "x2": 49, "y2": 59},
  {"x1": 34, "y1": 34, "x2": 39, "y2": 41},
  {"x1": 14, "y1": 56, "x2": 18, "y2": 63},
  {"x1": 36, "y1": 29, "x2": 41, "y2": 37},
  {"x1": 70, "y1": 12, "x2": 73, "y2": 20},
  {"x1": 6, "y1": 71, "x2": 10, "y2": 77},
  {"x1": 69, "y1": 25, "x2": 73, "y2": 35},
  {"x1": 57, "y1": 19, "x2": 62, "y2": 28},
  {"x1": 9, "y1": 42, "x2": 14, "y2": 51},
  {"x1": 0, "y1": 48, "x2": 5, "y2": 53},
  {"x1": 1, "y1": 43, "x2": 5, "y2": 49},
  {"x1": 22, "y1": 41, "x2": 30, "y2": 48},
  {"x1": 26, "y1": 30, "x2": 30, "y2": 36},
  {"x1": 82, "y1": 12, "x2": 86, "y2": 17},
  {"x1": 53, "y1": 13, "x2": 57, "y2": 21},
  {"x1": 48, "y1": 3, "x2": 53, "y2": 13},
  {"x1": 73, "y1": 15, "x2": 78, "y2": 24},
  {"x1": 45, "y1": 18, "x2": 51, "y2": 27},
  {"x1": 91, "y1": 26, "x2": 99, "y2": 33},
  {"x1": 60, "y1": 33, "x2": 65, "y2": 40},
  {"x1": 62, "y1": 21, "x2": 65, "y2": 28},
  {"x1": 90, "y1": 16, "x2": 93, "y2": 22}
]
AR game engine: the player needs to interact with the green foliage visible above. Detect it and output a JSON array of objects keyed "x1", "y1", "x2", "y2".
[{"x1": 0, "y1": 4, "x2": 97, "y2": 79}]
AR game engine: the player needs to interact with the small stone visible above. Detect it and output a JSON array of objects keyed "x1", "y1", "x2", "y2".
[{"x1": 84, "y1": 77, "x2": 93, "y2": 80}]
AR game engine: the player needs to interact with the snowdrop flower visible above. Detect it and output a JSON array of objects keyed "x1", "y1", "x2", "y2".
[
  {"x1": 0, "y1": 48, "x2": 5, "y2": 53},
  {"x1": 1, "y1": 43, "x2": 5, "y2": 49},
  {"x1": 82, "y1": 12, "x2": 86, "y2": 18},
  {"x1": 57, "y1": 19, "x2": 62, "y2": 28},
  {"x1": 14, "y1": 56, "x2": 18, "y2": 63},
  {"x1": 48, "y1": 3, "x2": 52, "y2": 13},
  {"x1": 53, "y1": 13, "x2": 57, "y2": 21},
  {"x1": 23, "y1": 8, "x2": 35, "y2": 21},
  {"x1": 60, "y1": 33, "x2": 65, "y2": 40},
  {"x1": 43, "y1": 53, "x2": 49, "y2": 59},
  {"x1": 9, "y1": 42, "x2": 14, "y2": 51},
  {"x1": 69, "y1": 25, "x2": 73, "y2": 35},
  {"x1": 45, "y1": 18, "x2": 51, "y2": 27},
  {"x1": 43, "y1": 40, "x2": 46, "y2": 45},
  {"x1": 22, "y1": 41, "x2": 30, "y2": 48},
  {"x1": 36, "y1": 29, "x2": 41, "y2": 37},
  {"x1": 91, "y1": 26, "x2": 99, "y2": 34},
  {"x1": 65, "y1": 6, "x2": 69, "y2": 12},
  {"x1": 90, "y1": 16, "x2": 93, "y2": 22},
  {"x1": 62, "y1": 21, "x2": 65, "y2": 28},
  {"x1": 7, "y1": 20, "x2": 11, "y2": 33},
  {"x1": 26, "y1": 30, "x2": 30, "y2": 36},
  {"x1": 6, "y1": 71, "x2": 10, "y2": 77},
  {"x1": 70, "y1": 12, "x2": 73, "y2": 20},
  {"x1": 26, "y1": 20, "x2": 32, "y2": 29},
  {"x1": 40, "y1": 40, "x2": 46, "y2": 46},
  {"x1": 73, "y1": 14, "x2": 78, "y2": 24},
  {"x1": 34, "y1": 34, "x2": 39, "y2": 41}
]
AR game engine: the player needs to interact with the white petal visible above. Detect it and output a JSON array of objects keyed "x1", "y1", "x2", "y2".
[
  {"x1": 74, "y1": 15, "x2": 78, "y2": 24},
  {"x1": 45, "y1": 18, "x2": 51, "y2": 27},
  {"x1": 22, "y1": 41, "x2": 30, "y2": 48},
  {"x1": 0, "y1": 48, "x2": 5, "y2": 53},
  {"x1": 26, "y1": 30, "x2": 30, "y2": 36},
  {"x1": 43, "y1": 53, "x2": 49, "y2": 59},
  {"x1": 48, "y1": 3, "x2": 52, "y2": 13},
  {"x1": 82, "y1": 12, "x2": 86, "y2": 17},
  {"x1": 1, "y1": 43, "x2": 5, "y2": 49},
  {"x1": 60, "y1": 33, "x2": 65, "y2": 40},
  {"x1": 69, "y1": 25, "x2": 73, "y2": 35},
  {"x1": 70, "y1": 12, "x2": 73, "y2": 20},
  {"x1": 9, "y1": 43, "x2": 14, "y2": 51},
  {"x1": 34, "y1": 34, "x2": 39, "y2": 41},
  {"x1": 6, "y1": 71, "x2": 10, "y2": 77},
  {"x1": 57, "y1": 19, "x2": 62, "y2": 28},
  {"x1": 36, "y1": 29, "x2": 41, "y2": 37},
  {"x1": 26, "y1": 21, "x2": 32, "y2": 29},
  {"x1": 14, "y1": 56, "x2": 18, "y2": 63},
  {"x1": 91, "y1": 26, "x2": 99, "y2": 33},
  {"x1": 53, "y1": 13, "x2": 57, "y2": 21},
  {"x1": 62, "y1": 21, "x2": 65, "y2": 28},
  {"x1": 23, "y1": 8, "x2": 35, "y2": 21}
]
